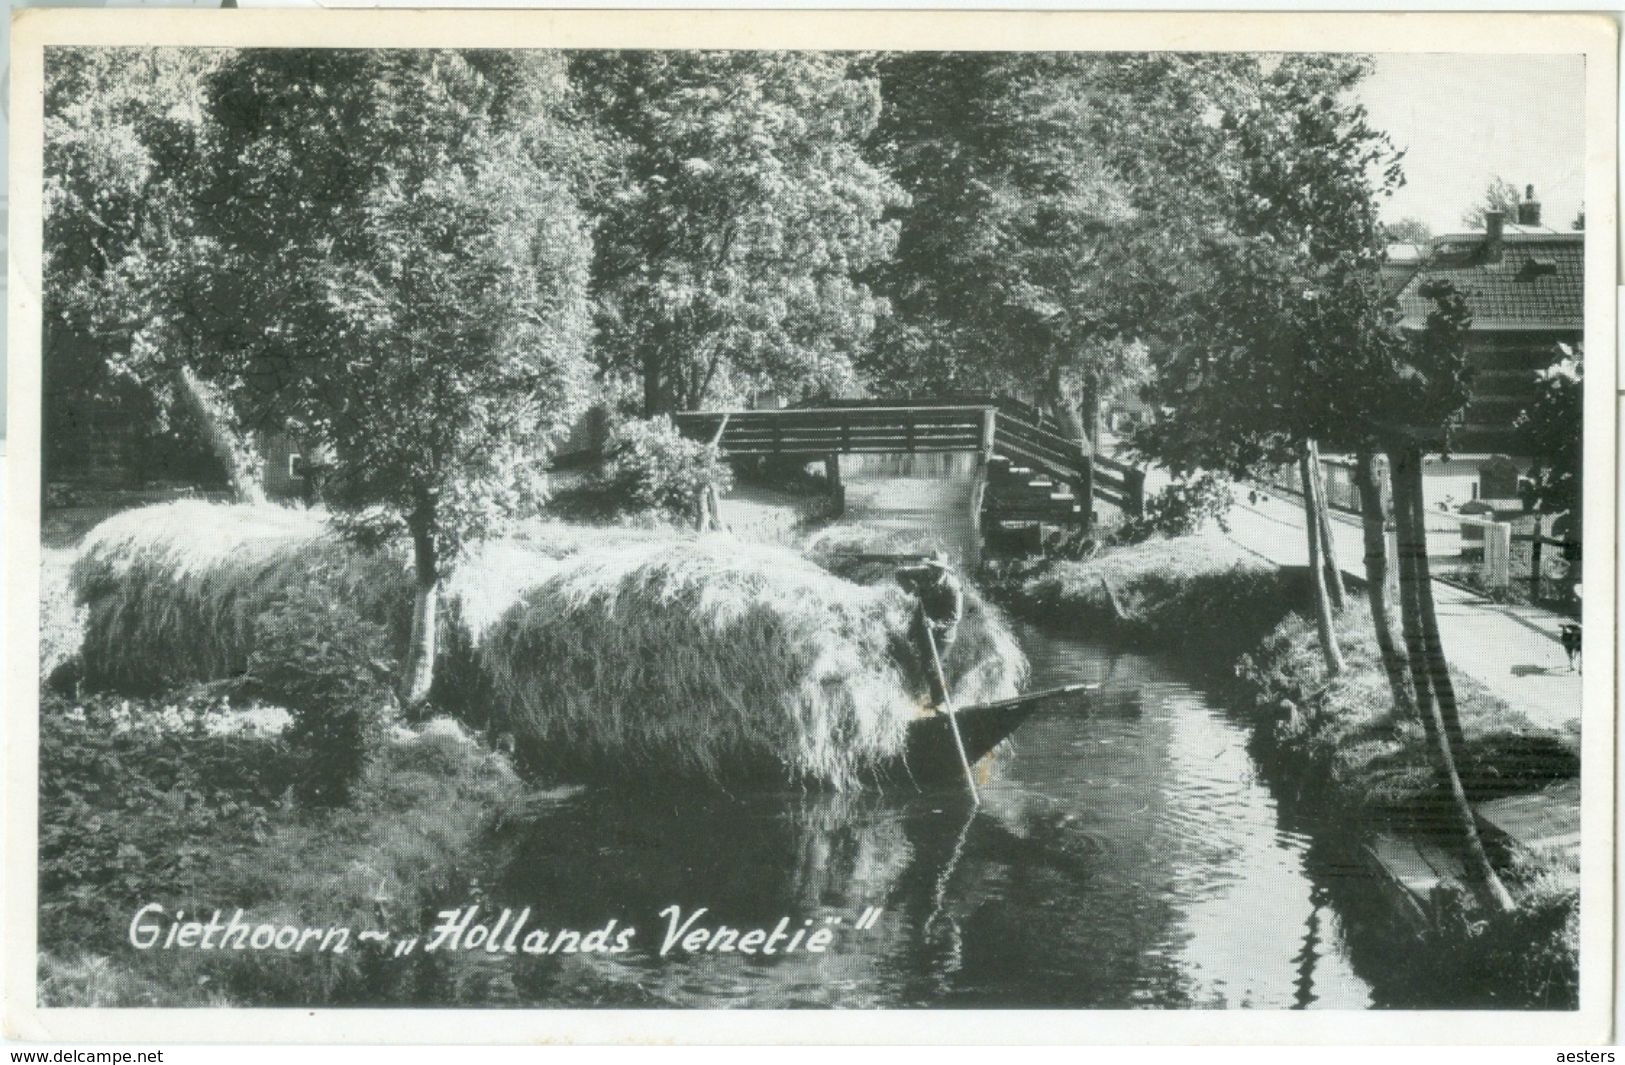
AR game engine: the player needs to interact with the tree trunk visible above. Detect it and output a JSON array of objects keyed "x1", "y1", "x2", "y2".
[
  {"x1": 1308, "y1": 440, "x2": 1347, "y2": 609},
  {"x1": 1398, "y1": 456, "x2": 1469, "y2": 758},
  {"x1": 1079, "y1": 377, "x2": 1101, "y2": 451},
  {"x1": 641, "y1": 353, "x2": 670, "y2": 417},
  {"x1": 1353, "y1": 450, "x2": 1415, "y2": 720},
  {"x1": 1392, "y1": 447, "x2": 1439, "y2": 737},
  {"x1": 706, "y1": 483, "x2": 726, "y2": 531},
  {"x1": 1042, "y1": 363, "x2": 1089, "y2": 443},
  {"x1": 173, "y1": 364, "x2": 266, "y2": 504},
  {"x1": 1391, "y1": 445, "x2": 1515, "y2": 915},
  {"x1": 1299, "y1": 445, "x2": 1344, "y2": 677},
  {"x1": 401, "y1": 524, "x2": 440, "y2": 710}
]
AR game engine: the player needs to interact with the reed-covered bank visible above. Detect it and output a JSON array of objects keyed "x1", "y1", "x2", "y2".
[{"x1": 988, "y1": 531, "x2": 1580, "y2": 1007}]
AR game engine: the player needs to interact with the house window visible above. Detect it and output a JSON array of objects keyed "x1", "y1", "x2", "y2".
[{"x1": 289, "y1": 454, "x2": 305, "y2": 480}]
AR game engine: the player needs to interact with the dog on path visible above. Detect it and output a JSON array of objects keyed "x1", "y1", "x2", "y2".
[{"x1": 1559, "y1": 623, "x2": 1583, "y2": 673}]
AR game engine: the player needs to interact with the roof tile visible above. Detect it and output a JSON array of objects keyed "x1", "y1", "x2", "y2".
[{"x1": 1396, "y1": 233, "x2": 1583, "y2": 330}]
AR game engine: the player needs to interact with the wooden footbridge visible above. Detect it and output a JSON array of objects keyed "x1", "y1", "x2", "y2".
[{"x1": 674, "y1": 396, "x2": 1146, "y2": 531}]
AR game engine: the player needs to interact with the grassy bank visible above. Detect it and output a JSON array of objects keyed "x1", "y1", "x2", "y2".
[
  {"x1": 1230, "y1": 605, "x2": 1578, "y2": 1007},
  {"x1": 38, "y1": 689, "x2": 524, "y2": 1006},
  {"x1": 991, "y1": 530, "x2": 1579, "y2": 1007},
  {"x1": 1234, "y1": 607, "x2": 1578, "y2": 814},
  {"x1": 992, "y1": 532, "x2": 1305, "y2": 667}
]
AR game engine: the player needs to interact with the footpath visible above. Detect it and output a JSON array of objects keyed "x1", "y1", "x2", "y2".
[{"x1": 1223, "y1": 490, "x2": 1582, "y2": 736}]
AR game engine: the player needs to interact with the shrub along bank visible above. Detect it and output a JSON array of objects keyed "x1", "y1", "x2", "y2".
[{"x1": 989, "y1": 530, "x2": 1579, "y2": 1007}]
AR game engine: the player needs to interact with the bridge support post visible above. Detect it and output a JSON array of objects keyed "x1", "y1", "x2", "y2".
[
  {"x1": 1077, "y1": 450, "x2": 1095, "y2": 530},
  {"x1": 824, "y1": 453, "x2": 844, "y2": 516},
  {"x1": 1125, "y1": 467, "x2": 1146, "y2": 517}
]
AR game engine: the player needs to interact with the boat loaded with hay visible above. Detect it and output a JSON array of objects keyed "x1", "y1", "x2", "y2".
[{"x1": 67, "y1": 501, "x2": 1075, "y2": 792}]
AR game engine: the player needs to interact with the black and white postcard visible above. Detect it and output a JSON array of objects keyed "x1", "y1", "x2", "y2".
[{"x1": 3, "y1": 8, "x2": 1616, "y2": 1045}]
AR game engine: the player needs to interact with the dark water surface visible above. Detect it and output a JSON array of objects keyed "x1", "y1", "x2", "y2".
[{"x1": 462, "y1": 622, "x2": 1380, "y2": 1008}]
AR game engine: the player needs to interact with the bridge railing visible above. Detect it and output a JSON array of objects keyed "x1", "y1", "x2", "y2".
[
  {"x1": 1093, "y1": 454, "x2": 1146, "y2": 516},
  {"x1": 674, "y1": 406, "x2": 987, "y2": 455},
  {"x1": 796, "y1": 393, "x2": 1070, "y2": 435},
  {"x1": 991, "y1": 413, "x2": 1085, "y2": 479}
]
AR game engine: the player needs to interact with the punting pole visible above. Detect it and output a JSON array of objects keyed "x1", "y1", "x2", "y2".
[{"x1": 919, "y1": 606, "x2": 980, "y2": 805}]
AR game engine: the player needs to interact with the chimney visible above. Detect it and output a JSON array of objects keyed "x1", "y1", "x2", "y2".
[
  {"x1": 1517, "y1": 184, "x2": 1543, "y2": 227},
  {"x1": 1483, "y1": 209, "x2": 1505, "y2": 260}
]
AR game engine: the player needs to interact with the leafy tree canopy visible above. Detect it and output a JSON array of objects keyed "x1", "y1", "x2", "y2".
[
  {"x1": 1459, "y1": 175, "x2": 1523, "y2": 230},
  {"x1": 42, "y1": 48, "x2": 241, "y2": 482},
  {"x1": 1131, "y1": 54, "x2": 1427, "y2": 476},
  {"x1": 1516, "y1": 342, "x2": 1583, "y2": 518},
  {"x1": 864, "y1": 54, "x2": 1253, "y2": 416},
  {"x1": 198, "y1": 49, "x2": 596, "y2": 566},
  {"x1": 578, "y1": 51, "x2": 904, "y2": 415}
]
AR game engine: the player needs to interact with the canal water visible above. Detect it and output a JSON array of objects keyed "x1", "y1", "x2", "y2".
[{"x1": 456, "y1": 620, "x2": 1382, "y2": 1009}]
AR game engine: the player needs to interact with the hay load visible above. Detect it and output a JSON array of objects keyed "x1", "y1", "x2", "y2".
[
  {"x1": 71, "y1": 501, "x2": 414, "y2": 692},
  {"x1": 69, "y1": 504, "x2": 1028, "y2": 788},
  {"x1": 802, "y1": 522, "x2": 1027, "y2": 708},
  {"x1": 479, "y1": 538, "x2": 1027, "y2": 789},
  {"x1": 67, "y1": 506, "x2": 663, "y2": 695}
]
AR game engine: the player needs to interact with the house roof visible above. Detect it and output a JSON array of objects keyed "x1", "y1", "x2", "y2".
[
  {"x1": 1379, "y1": 259, "x2": 1420, "y2": 297},
  {"x1": 1396, "y1": 231, "x2": 1584, "y2": 332}
]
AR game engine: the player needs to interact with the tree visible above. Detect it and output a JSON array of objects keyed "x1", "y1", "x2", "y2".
[
  {"x1": 43, "y1": 47, "x2": 267, "y2": 500},
  {"x1": 576, "y1": 51, "x2": 902, "y2": 415},
  {"x1": 1350, "y1": 451, "x2": 1414, "y2": 718},
  {"x1": 868, "y1": 53, "x2": 1123, "y2": 433},
  {"x1": 1258, "y1": 194, "x2": 1514, "y2": 912},
  {"x1": 1133, "y1": 54, "x2": 1405, "y2": 675},
  {"x1": 1516, "y1": 342, "x2": 1583, "y2": 519},
  {"x1": 199, "y1": 50, "x2": 596, "y2": 704},
  {"x1": 865, "y1": 53, "x2": 1244, "y2": 443},
  {"x1": 1459, "y1": 176, "x2": 1522, "y2": 229},
  {"x1": 1286, "y1": 264, "x2": 1421, "y2": 703},
  {"x1": 1382, "y1": 217, "x2": 1433, "y2": 244},
  {"x1": 1374, "y1": 283, "x2": 1515, "y2": 913}
]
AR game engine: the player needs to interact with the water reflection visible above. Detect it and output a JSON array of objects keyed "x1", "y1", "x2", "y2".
[{"x1": 446, "y1": 623, "x2": 1377, "y2": 1009}]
